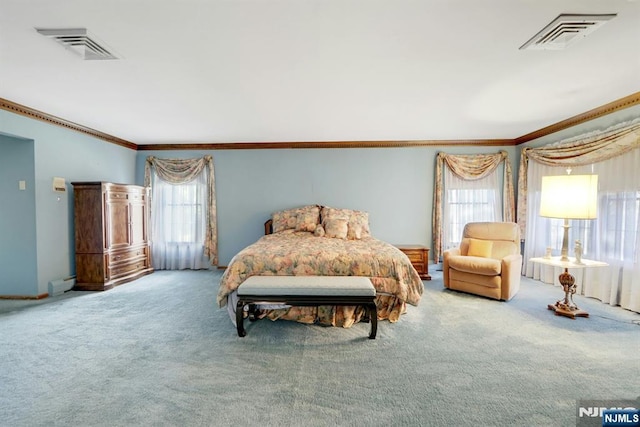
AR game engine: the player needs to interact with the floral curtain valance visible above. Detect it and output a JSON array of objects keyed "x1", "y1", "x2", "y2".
[
  {"x1": 432, "y1": 151, "x2": 515, "y2": 262},
  {"x1": 144, "y1": 155, "x2": 218, "y2": 265},
  {"x1": 144, "y1": 156, "x2": 211, "y2": 184},
  {"x1": 517, "y1": 117, "x2": 640, "y2": 236}
]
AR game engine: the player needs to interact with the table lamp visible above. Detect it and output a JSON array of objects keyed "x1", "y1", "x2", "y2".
[
  {"x1": 539, "y1": 173, "x2": 598, "y2": 261},
  {"x1": 538, "y1": 171, "x2": 599, "y2": 318}
]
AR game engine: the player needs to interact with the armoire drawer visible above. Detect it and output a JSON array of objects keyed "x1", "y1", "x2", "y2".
[
  {"x1": 109, "y1": 247, "x2": 148, "y2": 265},
  {"x1": 107, "y1": 188, "x2": 146, "y2": 202},
  {"x1": 109, "y1": 257, "x2": 150, "y2": 280}
]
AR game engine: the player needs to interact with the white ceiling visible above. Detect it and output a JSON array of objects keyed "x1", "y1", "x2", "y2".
[{"x1": 1, "y1": 0, "x2": 639, "y2": 145}]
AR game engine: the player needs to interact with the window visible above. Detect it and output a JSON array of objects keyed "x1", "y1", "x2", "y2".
[
  {"x1": 446, "y1": 188, "x2": 499, "y2": 248},
  {"x1": 160, "y1": 182, "x2": 204, "y2": 244},
  {"x1": 150, "y1": 169, "x2": 209, "y2": 270},
  {"x1": 598, "y1": 191, "x2": 640, "y2": 261},
  {"x1": 442, "y1": 166, "x2": 502, "y2": 250}
]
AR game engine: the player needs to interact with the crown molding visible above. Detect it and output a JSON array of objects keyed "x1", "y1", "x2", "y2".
[
  {"x1": 3, "y1": 92, "x2": 639, "y2": 151},
  {"x1": 136, "y1": 139, "x2": 515, "y2": 151},
  {"x1": 0, "y1": 98, "x2": 137, "y2": 150},
  {"x1": 514, "y1": 91, "x2": 640, "y2": 145}
]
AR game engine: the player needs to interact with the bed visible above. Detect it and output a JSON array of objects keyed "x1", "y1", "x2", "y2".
[{"x1": 217, "y1": 205, "x2": 424, "y2": 328}]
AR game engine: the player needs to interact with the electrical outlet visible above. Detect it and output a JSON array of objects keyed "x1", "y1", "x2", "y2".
[{"x1": 19, "y1": 180, "x2": 26, "y2": 190}]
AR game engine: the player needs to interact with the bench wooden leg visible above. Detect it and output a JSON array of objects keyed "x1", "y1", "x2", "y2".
[
  {"x1": 368, "y1": 302, "x2": 378, "y2": 339},
  {"x1": 236, "y1": 300, "x2": 246, "y2": 337}
]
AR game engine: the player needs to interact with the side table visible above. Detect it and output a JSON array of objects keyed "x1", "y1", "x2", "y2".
[
  {"x1": 529, "y1": 256, "x2": 608, "y2": 319},
  {"x1": 395, "y1": 245, "x2": 431, "y2": 280}
]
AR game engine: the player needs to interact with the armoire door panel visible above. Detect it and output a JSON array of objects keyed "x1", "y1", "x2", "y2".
[
  {"x1": 129, "y1": 202, "x2": 146, "y2": 246},
  {"x1": 107, "y1": 200, "x2": 130, "y2": 250}
]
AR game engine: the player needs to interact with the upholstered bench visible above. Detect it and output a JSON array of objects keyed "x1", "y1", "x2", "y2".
[{"x1": 236, "y1": 276, "x2": 378, "y2": 339}]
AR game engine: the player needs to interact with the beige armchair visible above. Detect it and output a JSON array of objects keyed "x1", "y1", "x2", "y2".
[{"x1": 443, "y1": 222, "x2": 522, "y2": 301}]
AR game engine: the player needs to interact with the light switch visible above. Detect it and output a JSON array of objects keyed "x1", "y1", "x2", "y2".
[{"x1": 19, "y1": 180, "x2": 26, "y2": 190}]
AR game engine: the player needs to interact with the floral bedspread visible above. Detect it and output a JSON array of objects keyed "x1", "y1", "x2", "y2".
[{"x1": 217, "y1": 231, "x2": 424, "y2": 327}]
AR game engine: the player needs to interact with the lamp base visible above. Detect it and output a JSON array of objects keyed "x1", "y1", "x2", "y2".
[
  {"x1": 547, "y1": 303, "x2": 589, "y2": 319},
  {"x1": 547, "y1": 267, "x2": 589, "y2": 319}
]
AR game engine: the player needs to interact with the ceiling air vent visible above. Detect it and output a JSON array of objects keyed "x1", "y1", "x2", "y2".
[
  {"x1": 520, "y1": 13, "x2": 616, "y2": 50},
  {"x1": 35, "y1": 28, "x2": 119, "y2": 60}
]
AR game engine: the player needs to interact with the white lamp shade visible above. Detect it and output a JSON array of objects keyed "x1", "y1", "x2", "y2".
[{"x1": 540, "y1": 174, "x2": 598, "y2": 219}]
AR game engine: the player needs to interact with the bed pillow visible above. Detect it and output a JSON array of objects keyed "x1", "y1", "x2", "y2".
[
  {"x1": 272, "y1": 208, "x2": 299, "y2": 233},
  {"x1": 295, "y1": 210, "x2": 319, "y2": 232},
  {"x1": 272, "y1": 205, "x2": 320, "y2": 233},
  {"x1": 314, "y1": 224, "x2": 325, "y2": 237},
  {"x1": 321, "y1": 206, "x2": 370, "y2": 239},
  {"x1": 347, "y1": 211, "x2": 370, "y2": 240},
  {"x1": 324, "y1": 218, "x2": 348, "y2": 239},
  {"x1": 467, "y1": 238, "x2": 493, "y2": 258}
]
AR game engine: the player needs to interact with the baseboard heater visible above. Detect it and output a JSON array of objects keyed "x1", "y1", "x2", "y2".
[{"x1": 48, "y1": 276, "x2": 76, "y2": 297}]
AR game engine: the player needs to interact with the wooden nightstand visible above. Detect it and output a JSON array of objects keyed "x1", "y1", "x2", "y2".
[{"x1": 395, "y1": 245, "x2": 431, "y2": 280}]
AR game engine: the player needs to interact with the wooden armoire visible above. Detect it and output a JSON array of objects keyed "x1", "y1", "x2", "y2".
[{"x1": 72, "y1": 182, "x2": 153, "y2": 291}]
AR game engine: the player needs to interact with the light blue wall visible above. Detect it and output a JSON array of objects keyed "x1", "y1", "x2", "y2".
[
  {"x1": 3, "y1": 100, "x2": 637, "y2": 296},
  {"x1": 0, "y1": 109, "x2": 137, "y2": 296},
  {"x1": 0, "y1": 134, "x2": 38, "y2": 295},
  {"x1": 136, "y1": 146, "x2": 518, "y2": 266}
]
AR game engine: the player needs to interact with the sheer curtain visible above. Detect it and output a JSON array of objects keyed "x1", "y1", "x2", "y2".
[
  {"x1": 150, "y1": 170, "x2": 210, "y2": 270},
  {"x1": 442, "y1": 166, "x2": 502, "y2": 251},
  {"x1": 524, "y1": 148, "x2": 640, "y2": 312}
]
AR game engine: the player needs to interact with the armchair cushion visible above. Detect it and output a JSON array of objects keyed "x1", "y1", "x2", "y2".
[
  {"x1": 450, "y1": 270, "x2": 501, "y2": 289},
  {"x1": 448, "y1": 255, "x2": 501, "y2": 276},
  {"x1": 467, "y1": 238, "x2": 493, "y2": 258}
]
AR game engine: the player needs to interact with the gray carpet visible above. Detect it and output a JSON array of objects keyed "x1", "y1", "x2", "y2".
[{"x1": 1, "y1": 270, "x2": 638, "y2": 427}]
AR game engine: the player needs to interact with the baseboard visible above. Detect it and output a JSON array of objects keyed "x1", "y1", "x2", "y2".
[{"x1": 0, "y1": 293, "x2": 49, "y2": 300}]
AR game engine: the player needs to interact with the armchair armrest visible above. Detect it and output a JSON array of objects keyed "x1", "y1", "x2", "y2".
[
  {"x1": 500, "y1": 254, "x2": 523, "y2": 301},
  {"x1": 442, "y1": 248, "x2": 461, "y2": 288}
]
